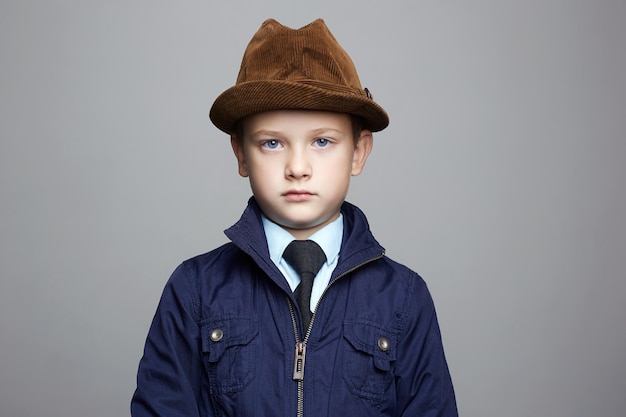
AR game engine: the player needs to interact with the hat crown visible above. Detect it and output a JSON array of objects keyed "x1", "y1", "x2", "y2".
[
  {"x1": 209, "y1": 18, "x2": 389, "y2": 134},
  {"x1": 236, "y1": 19, "x2": 363, "y2": 94}
]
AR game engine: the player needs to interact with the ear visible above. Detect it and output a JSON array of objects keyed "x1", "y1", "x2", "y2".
[
  {"x1": 351, "y1": 130, "x2": 373, "y2": 176},
  {"x1": 230, "y1": 135, "x2": 249, "y2": 177}
]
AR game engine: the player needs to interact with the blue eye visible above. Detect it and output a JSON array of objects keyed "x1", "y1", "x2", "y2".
[
  {"x1": 315, "y1": 138, "x2": 330, "y2": 147},
  {"x1": 262, "y1": 140, "x2": 280, "y2": 149}
]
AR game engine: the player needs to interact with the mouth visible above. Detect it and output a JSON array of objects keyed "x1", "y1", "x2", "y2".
[{"x1": 283, "y1": 190, "x2": 315, "y2": 202}]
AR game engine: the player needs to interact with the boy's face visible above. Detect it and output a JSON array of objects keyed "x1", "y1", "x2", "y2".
[{"x1": 231, "y1": 110, "x2": 373, "y2": 240}]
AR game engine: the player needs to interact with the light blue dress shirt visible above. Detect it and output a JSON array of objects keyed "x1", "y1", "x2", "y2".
[{"x1": 261, "y1": 214, "x2": 343, "y2": 312}]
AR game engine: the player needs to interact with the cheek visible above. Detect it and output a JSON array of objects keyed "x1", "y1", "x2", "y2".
[
  {"x1": 322, "y1": 158, "x2": 352, "y2": 190},
  {"x1": 335, "y1": 153, "x2": 356, "y2": 177},
  {"x1": 247, "y1": 159, "x2": 280, "y2": 190},
  {"x1": 246, "y1": 155, "x2": 269, "y2": 177}
]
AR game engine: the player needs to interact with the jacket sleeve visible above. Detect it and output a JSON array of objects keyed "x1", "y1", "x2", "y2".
[
  {"x1": 131, "y1": 262, "x2": 211, "y2": 417},
  {"x1": 395, "y1": 274, "x2": 458, "y2": 417}
]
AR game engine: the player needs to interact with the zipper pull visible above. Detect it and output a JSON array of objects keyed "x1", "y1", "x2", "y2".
[{"x1": 292, "y1": 341, "x2": 307, "y2": 381}]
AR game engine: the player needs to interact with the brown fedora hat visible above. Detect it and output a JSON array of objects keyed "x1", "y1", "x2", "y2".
[{"x1": 209, "y1": 18, "x2": 389, "y2": 134}]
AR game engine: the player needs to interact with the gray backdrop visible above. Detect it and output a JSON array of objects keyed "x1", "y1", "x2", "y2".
[{"x1": 1, "y1": 1, "x2": 624, "y2": 416}]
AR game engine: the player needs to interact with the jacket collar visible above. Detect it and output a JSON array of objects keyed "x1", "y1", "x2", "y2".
[{"x1": 224, "y1": 197, "x2": 385, "y2": 287}]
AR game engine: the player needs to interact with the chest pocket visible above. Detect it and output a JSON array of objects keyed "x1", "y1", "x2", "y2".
[
  {"x1": 342, "y1": 320, "x2": 397, "y2": 401},
  {"x1": 201, "y1": 316, "x2": 258, "y2": 394}
]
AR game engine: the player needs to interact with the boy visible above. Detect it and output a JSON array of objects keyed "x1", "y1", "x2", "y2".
[{"x1": 132, "y1": 18, "x2": 457, "y2": 417}]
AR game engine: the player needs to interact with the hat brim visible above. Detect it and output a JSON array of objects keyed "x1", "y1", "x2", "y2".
[{"x1": 209, "y1": 80, "x2": 389, "y2": 134}]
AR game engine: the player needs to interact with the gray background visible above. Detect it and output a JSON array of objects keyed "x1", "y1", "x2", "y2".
[{"x1": 1, "y1": 1, "x2": 624, "y2": 416}]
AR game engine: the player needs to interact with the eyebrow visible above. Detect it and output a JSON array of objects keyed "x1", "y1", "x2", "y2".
[
  {"x1": 250, "y1": 130, "x2": 282, "y2": 137},
  {"x1": 310, "y1": 128, "x2": 344, "y2": 136}
]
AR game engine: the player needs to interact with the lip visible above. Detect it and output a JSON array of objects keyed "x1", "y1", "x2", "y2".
[{"x1": 283, "y1": 190, "x2": 315, "y2": 202}]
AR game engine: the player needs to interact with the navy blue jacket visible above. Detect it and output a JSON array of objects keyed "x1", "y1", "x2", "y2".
[{"x1": 131, "y1": 199, "x2": 457, "y2": 416}]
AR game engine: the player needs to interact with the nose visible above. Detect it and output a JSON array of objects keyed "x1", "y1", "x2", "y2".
[{"x1": 285, "y1": 147, "x2": 311, "y2": 179}]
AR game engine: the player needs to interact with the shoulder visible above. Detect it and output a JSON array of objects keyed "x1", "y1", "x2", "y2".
[
  {"x1": 380, "y1": 255, "x2": 427, "y2": 288},
  {"x1": 164, "y1": 242, "x2": 249, "y2": 292},
  {"x1": 161, "y1": 243, "x2": 253, "y2": 317},
  {"x1": 358, "y1": 252, "x2": 428, "y2": 292},
  {"x1": 370, "y1": 255, "x2": 436, "y2": 319},
  {"x1": 180, "y1": 242, "x2": 245, "y2": 273}
]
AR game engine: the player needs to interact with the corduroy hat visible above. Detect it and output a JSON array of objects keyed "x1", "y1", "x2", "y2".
[{"x1": 209, "y1": 18, "x2": 389, "y2": 134}]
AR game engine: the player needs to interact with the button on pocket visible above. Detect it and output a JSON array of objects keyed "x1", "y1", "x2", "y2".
[
  {"x1": 377, "y1": 337, "x2": 389, "y2": 352},
  {"x1": 201, "y1": 316, "x2": 258, "y2": 394},
  {"x1": 342, "y1": 321, "x2": 396, "y2": 401},
  {"x1": 210, "y1": 328, "x2": 224, "y2": 342}
]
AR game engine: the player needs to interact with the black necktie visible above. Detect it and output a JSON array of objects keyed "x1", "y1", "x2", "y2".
[{"x1": 283, "y1": 240, "x2": 327, "y2": 331}]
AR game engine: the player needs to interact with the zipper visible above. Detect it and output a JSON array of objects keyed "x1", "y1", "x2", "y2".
[
  {"x1": 287, "y1": 250, "x2": 385, "y2": 417},
  {"x1": 287, "y1": 300, "x2": 305, "y2": 417}
]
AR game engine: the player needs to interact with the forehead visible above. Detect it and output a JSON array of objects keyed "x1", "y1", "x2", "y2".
[{"x1": 239, "y1": 110, "x2": 352, "y2": 137}]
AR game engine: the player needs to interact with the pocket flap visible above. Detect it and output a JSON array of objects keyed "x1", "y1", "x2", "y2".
[
  {"x1": 343, "y1": 320, "x2": 396, "y2": 371},
  {"x1": 201, "y1": 316, "x2": 258, "y2": 362}
]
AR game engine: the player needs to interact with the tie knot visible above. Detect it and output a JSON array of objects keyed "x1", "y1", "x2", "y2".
[{"x1": 283, "y1": 240, "x2": 327, "y2": 277}]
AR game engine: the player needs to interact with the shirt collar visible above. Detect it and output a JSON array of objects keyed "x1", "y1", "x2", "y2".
[{"x1": 262, "y1": 214, "x2": 343, "y2": 266}]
